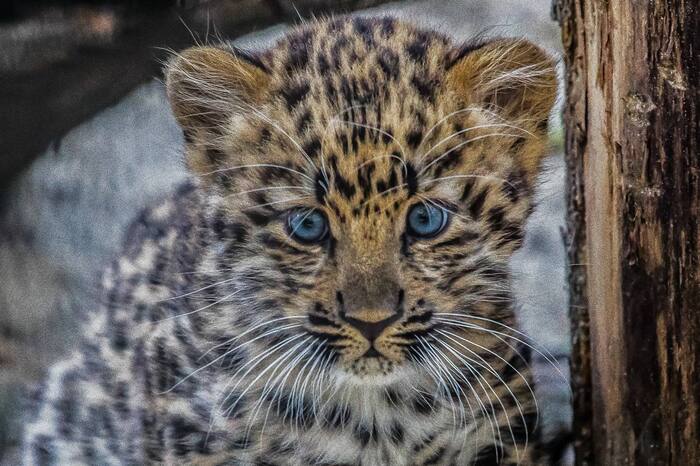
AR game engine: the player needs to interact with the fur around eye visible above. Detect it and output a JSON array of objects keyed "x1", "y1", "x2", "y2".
[
  {"x1": 286, "y1": 209, "x2": 329, "y2": 243},
  {"x1": 406, "y1": 202, "x2": 450, "y2": 238}
]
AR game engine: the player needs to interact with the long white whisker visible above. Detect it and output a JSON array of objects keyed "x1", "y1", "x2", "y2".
[
  {"x1": 242, "y1": 196, "x2": 312, "y2": 211},
  {"x1": 419, "y1": 133, "x2": 522, "y2": 175},
  {"x1": 157, "y1": 277, "x2": 236, "y2": 302},
  {"x1": 204, "y1": 163, "x2": 314, "y2": 183},
  {"x1": 435, "y1": 331, "x2": 528, "y2": 460},
  {"x1": 223, "y1": 186, "x2": 313, "y2": 199},
  {"x1": 163, "y1": 322, "x2": 303, "y2": 393},
  {"x1": 434, "y1": 313, "x2": 567, "y2": 383},
  {"x1": 419, "y1": 174, "x2": 518, "y2": 192},
  {"x1": 418, "y1": 123, "x2": 533, "y2": 165},
  {"x1": 331, "y1": 119, "x2": 408, "y2": 163},
  {"x1": 223, "y1": 335, "x2": 312, "y2": 419},
  {"x1": 431, "y1": 336, "x2": 504, "y2": 461},
  {"x1": 197, "y1": 315, "x2": 306, "y2": 361},
  {"x1": 156, "y1": 288, "x2": 242, "y2": 322},
  {"x1": 437, "y1": 328, "x2": 537, "y2": 429}
]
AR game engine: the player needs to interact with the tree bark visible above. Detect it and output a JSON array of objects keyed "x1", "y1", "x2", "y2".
[{"x1": 555, "y1": 0, "x2": 699, "y2": 465}]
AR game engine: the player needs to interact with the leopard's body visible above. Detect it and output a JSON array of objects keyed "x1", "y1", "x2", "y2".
[{"x1": 23, "y1": 17, "x2": 562, "y2": 465}]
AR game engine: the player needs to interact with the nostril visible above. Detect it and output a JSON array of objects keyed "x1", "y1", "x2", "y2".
[{"x1": 348, "y1": 317, "x2": 393, "y2": 341}]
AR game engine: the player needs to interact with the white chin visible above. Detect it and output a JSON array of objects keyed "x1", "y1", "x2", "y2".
[{"x1": 334, "y1": 359, "x2": 413, "y2": 387}]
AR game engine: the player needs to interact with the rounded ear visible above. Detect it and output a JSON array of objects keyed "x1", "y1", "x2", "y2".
[
  {"x1": 165, "y1": 46, "x2": 271, "y2": 181},
  {"x1": 165, "y1": 45, "x2": 271, "y2": 139},
  {"x1": 446, "y1": 38, "x2": 558, "y2": 129}
]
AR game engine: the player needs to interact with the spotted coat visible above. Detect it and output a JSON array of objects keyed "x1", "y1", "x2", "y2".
[{"x1": 23, "y1": 16, "x2": 563, "y2": 465}]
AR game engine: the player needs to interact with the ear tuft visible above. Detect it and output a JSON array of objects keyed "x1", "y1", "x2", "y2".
[
  {"x1": 165, "y1": 46, "x2": 270, "y2": 135},
  {"x1": 446, "y1": 38, "x2": 557, "y2": 128}
]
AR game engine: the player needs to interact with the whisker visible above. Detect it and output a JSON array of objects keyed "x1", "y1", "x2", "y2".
[
  {"x1": 156, "y1": 288, "x2": 243, "y2": 322},
  {"x1": 241, "y1": 196, "x2": 312, "y2": 211},
  {"x1": 419, "y1": 173, "x2": 518, "y2": 192},
  {"x1": 429, "y1": 336, "x2": 505, "y2": 461},
  {"x1": 222, "y1": 335, "x2": 312, "y2": 420},
  {"x1": 162, "y1": 322, "x2": 303, "y2": 394},
  {"x1": 434, "y1": 314, "x2": 569, "y2": 385},
  {"x1": 419, "y1": 133, "x2": 522, "y2": 175},
  {"x1": 204, "y1": 163, "x2": 315, "y2": 183},
  {"x1": 418, "y1": 123, "x2": 533, "y2": 166},
  {"x1": 331, "y1": 119, "x2": 408, "y2": 163},
  {"x1": 435, "y1": 330, "x2": 531, "y2": 459},
  {"x1": 157, "y1": 277, "x2": 236, "y2": 302},
  {"x1": 223, "y1": 186, "x2": 314, "y2": 199}
]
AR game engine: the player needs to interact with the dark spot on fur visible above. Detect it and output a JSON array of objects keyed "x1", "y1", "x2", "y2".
[
  {"x1": 331, "y1": 36, "x2": 350, "y2": 68},
  {"x1": 468, "y1": 187, "x2": 489, "y2": 218},
  {"x1": 488, "y1": 206, "x2": 506, "y2": 231},
  {"x1": 205, "y1": 148, "x2": 226, "y2": 164},
  {"x1": 317, "y1": 54, "x2": 330, "y2": 74},
  {"x1": 282, "y1": 82, "x2": 310, "y2": 109},
  {"x1": 297, "y1": 109, "x2": 312, "y2": 133},
  {"x1": 406, "y1": 130, "x2": 423, "y2": 149},
  {"x1": 407, "y1": 39, "x2": 427, "y2": 61},
  {"x1": 377, "y1": 48, "x2": 399, "y2": 79},
  {"x1": 412, "y1": 75, "x2": 434, "y2": 100},
  {"x1": 446, "y1": 39, "x2": 491, "y2": 69},
  {"x1": 460, "y1": 178, "x2": 475, "y2": 201},
  {"x1": 405, "y1": 162, "x2": 418, "y2": 196},
  {"x1": 472, "y1": 445, "x2": 500, "y2": 465},
  {"x1": 353, "y1": 17, "x2": 375, "y2": 46},
  {"x1": 412, "y1": 394, "x2": 434, "y2": 414},
  {"x1": 379, "y1": 17, "x2": 395, "y2": 37},
  {"x1": 286, "y1": 30, "x2": 311, "y2": 71},
  {"x1": 315, "y1": 174, "x2": 327, "y2": 203},
  {"x1": 231, "y1": 46, "x2": 268, "y2": 72},
  {"x1": 354, "y1": 423, "x2": 372, "y2": 447},
  {"x1": 303, "y1": 138, "x2": 321, "y2": 158},
  {"x1": 244, "y1": 210, "x2": 273, "y2": 227}
]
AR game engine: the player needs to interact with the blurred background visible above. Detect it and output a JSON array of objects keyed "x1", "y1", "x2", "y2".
[{"x1": 0, "y1": 0, "x2": 569, "y2": 463}]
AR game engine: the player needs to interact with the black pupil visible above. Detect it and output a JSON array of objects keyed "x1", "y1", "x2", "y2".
[{"x1": 417, "y1": 209, "x2": 431, "y2": 224}]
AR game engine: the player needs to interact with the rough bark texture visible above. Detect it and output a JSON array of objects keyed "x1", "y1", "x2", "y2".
[
  {"x1": 555, "y1": 0, "x2": 699, "y2": 464},
  {"x1": 0, "y1": 0, "x2": 391, "y2": 190}
]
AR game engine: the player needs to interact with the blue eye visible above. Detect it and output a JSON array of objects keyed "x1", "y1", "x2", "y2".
[
  {"x1": 407, "y1": 203, "x2": 449, "y2": 238},
  {"x1": 286, "y1": 209, "x2": 328, "y2": 243}
]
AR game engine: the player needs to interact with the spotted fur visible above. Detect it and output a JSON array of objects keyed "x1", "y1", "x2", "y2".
[{"x1": 23, "y1": 17, "x2": 561, "y2": 465}]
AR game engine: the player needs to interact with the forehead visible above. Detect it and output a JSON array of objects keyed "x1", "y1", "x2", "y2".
[
  {"x1": 258, "y1": 22, "x2": 462, "y2": 185},
  {"x1": 223, "y1": 18, "x2": 510, "y2": 218},
  {"x1": 258, "y1": 17, "x2": 456, "y2": 159}
]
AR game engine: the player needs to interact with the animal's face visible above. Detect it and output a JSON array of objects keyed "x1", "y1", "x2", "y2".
[{"x1": 166, "y1": 18, "x2": 556, "y2": 384}]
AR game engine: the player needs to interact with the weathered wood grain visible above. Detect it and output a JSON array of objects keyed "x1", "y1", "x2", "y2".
[{"x1": 556, "y1": 0, "x2": 699, "y2": 464}]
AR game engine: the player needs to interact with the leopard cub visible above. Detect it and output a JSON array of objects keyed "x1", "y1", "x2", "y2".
[{"x1": 23, "y1": 16, "x2": 560, "y2": 465}]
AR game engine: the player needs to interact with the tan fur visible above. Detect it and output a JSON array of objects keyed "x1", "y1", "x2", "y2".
[{"x1": 23, "y1": 17, "x2": 560, "y2": 466}]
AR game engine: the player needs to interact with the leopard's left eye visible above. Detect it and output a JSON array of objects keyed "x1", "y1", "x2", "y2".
[
  {"x1": 406, "y1": 203, "x2": 449, "y2": 239},
  {"x1": 286, "y1": 209, "x2": 328, "y2": 244}
]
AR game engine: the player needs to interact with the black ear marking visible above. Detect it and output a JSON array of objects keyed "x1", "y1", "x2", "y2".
[
  {"x1": 230, "y1": 46, "x2": 269, "y2": 72},
  {"x1": 445, "y1": 39, "x2": 492, "y2": 69}
]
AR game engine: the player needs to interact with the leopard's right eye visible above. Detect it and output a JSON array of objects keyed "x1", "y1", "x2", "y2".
[{"x1": 286, "y1": 209, "x2": 328, "y2": 244}]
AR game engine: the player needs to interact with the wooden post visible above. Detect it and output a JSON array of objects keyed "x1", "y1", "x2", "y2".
[{"x1": 554, "y1": 0, "x2": 699, "y2": 464}]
